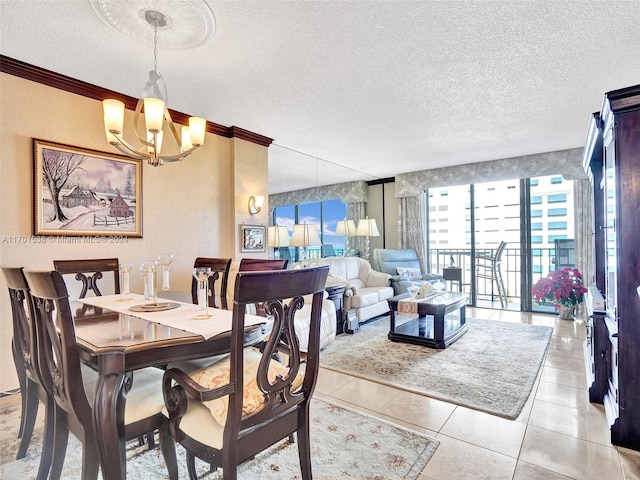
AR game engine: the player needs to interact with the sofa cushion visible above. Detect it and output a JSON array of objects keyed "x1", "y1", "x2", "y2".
[{"x1": 396, "y1": 266, "x2": 422, "y2": 278}]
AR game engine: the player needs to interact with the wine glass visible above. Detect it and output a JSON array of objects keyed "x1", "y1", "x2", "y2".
[
  {"x1": 192, "y1": 267, "x2": 213, "y2": 318},
  {"x1": 156, "y1": 254, "x2": 174, "y2": 291},
  {"x1": 118, "y1": 263, "x2": 134, "y2": 301}
]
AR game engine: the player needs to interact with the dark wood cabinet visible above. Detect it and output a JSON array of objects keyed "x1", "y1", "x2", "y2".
[{"x1": 583, "y1": 84, "x2": 640, "y2": 451}]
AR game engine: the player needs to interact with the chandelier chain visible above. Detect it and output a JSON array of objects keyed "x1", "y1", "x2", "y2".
[{"x1": 153, "y1": 18, "x2": 159, "y2": 74}]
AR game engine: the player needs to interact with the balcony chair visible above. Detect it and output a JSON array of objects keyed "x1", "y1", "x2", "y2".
[
  {"x1": 160, "y1": 266, "x2": 330, "y2": 480},
  {"x1": 475, "y1": 241, "x2": 508, "y2": 309},
  {"x1": 24, "y1": 270, "x2": 176, "y2": 480},
  {"x1": 2, "y1": 267, "x2": 54, "y2": 480}
]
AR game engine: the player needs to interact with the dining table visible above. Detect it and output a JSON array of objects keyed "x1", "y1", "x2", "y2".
[{"x1": 72, "y1": 293, "x2": 270, "y2": 480}]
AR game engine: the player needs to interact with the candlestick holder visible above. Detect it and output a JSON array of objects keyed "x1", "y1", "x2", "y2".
[
  {"x1": 193, "y1": 267, "x2": 213, "y2": 319},
  {"x1": 156, "y1": 254, "x2": 174, "y2": 290},
  {"x1": 118, "y1": 263, "x2": 134, "y2": 301}
]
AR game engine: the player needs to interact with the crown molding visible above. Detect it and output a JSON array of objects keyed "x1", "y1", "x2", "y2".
[{"x1": 0, "y1": 55, "x2": 273, "y2": 147}]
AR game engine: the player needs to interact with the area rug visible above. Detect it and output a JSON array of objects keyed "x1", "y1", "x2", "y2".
[
  {"x1": 321, "y1": 317, "x2": 553, "y2": 419},
  {"x1": 0, "y1": 396, "x2": 438, "y2": 479}
]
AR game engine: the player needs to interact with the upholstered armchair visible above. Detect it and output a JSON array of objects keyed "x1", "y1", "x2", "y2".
[{"x1": 371, "y1": 248, "x2": 445, "y2": 295}]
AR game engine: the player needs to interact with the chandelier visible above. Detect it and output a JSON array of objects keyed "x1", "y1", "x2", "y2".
[{"x1": 102, "y1": 10, "x2": 206, "y2": 167}]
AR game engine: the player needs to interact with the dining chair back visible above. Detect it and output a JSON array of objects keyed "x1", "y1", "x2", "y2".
[
  {"x1": 475, "y1": 241, "x2": 508, "y2": 308},
  {"x1": 53, "y1": 258, "x2": 120, "y2": 298},
  {"x1": 2, "y1": 267, "x2": 54, "y2": 480},
  {"x1": 160, "y1": 265, "x2": 330, "y2": 480},
  {"x1": 24, "y1": 270, "x2": 175, "y2": 480},
  {"x1": 191, "y1": 257, "x2": 232, "y2": 310},
  {"x1": 238, "y1": 258, "x2": 288, "y2": 271}
]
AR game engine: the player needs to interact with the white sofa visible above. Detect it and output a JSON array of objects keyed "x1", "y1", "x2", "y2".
[
  {"x1": 226, "y1": 261, "x2": 336, "y2": 351},
  {"x1": 307, "y1": 257, "x2": 394, "y2": 324}
]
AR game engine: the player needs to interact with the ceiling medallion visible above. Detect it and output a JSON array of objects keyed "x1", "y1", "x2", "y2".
[{"x1": 89, "y1": 0, "x2": 216, "y2": 49}]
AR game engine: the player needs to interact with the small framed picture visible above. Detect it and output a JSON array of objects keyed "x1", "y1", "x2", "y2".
[
  {"x1": 33, "y1": 138, "x2": 142, "y2": 237},
  {"x1": 241, "y1": 224, "x2": 265, "y2": 253}
]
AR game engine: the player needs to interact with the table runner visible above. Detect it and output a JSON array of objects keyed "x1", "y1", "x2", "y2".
[
  {"x1": 79, "y1": 294, "x2": 267, "y2": 340},
  {"x1": 397, "y1": 292, "x2": 448, "y2": 314}
]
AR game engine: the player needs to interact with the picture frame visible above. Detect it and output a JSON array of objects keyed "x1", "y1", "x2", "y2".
[
  {"x1": 33, "y1": 139, "x2": 143, "y2": 237},
  {"x1": 241, "y1": 224, "x2": 266, "y2": 253}
]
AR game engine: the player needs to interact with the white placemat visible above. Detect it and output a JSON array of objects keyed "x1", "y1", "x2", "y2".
[{"x1": 79, "y1": 294, "x2": 267, "y2": 340}]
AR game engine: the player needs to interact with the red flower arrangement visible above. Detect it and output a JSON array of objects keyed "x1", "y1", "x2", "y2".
[{"x1": 532, "y1": 267, "x2": 588, "y2": 309}]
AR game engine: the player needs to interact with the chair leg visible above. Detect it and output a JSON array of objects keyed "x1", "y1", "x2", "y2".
[
  {"x1": 186, "y1": 451, "x2": 199, "y2": 480},
  {"x1": 496, "y1": 268, "x2": 507, "y2": 309},
  {"x1": 15, "y1": 380, "x2": 39, "y2": 459},
  {"x1": 80, "y1": 439, "x2": 100, "y2": 480},
  {"x1": 12, "y1": 340, "x2": 27, "y2": 440},
  {"x1": 297, "y1": 412, "x2": 313, "y2": 479},
  {"x1": 48, "y1": 411, "x2": 69, "y2": 480},
  {"x1": 35, "y1": 399, "x2": 55, "y2": 480},
  {"x1": 158, "y1": 421, "x2": 179, "y2": 480}
]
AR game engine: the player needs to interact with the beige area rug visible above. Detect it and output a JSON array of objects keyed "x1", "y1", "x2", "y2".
[
  {"x1": 0, "y1": 396, "x2": 438, "y2": 479},
  {"x1": 321, "y1": 316, "x2": 553, "y2": 419}
]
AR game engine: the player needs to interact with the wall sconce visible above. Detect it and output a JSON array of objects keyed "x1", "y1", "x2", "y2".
[{"x1": 248, "y1": 195, "x2": 264, "y2": 215}]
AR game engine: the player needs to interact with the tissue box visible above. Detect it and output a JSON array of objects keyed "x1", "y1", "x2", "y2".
[{"x1": 416, "y1": 283, "x2": 434, "y2": 299}]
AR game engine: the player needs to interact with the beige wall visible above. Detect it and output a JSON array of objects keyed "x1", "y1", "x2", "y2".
[{"x1": 0, "y1": 73, "x2": 269, "y2": 392}]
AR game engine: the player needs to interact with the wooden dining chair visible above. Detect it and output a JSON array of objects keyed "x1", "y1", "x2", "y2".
[
  {"x1": 191, "y1": 257, "x2": 232, "y2": 309},
  {"x1": 24, "y1": 270, "x2": 177, "y2": 480},
  {"x1": 2, "y1": 267, "x2": 54, "y2": 480},
  {"x1": 238, "y1": 258, "x2": 288, "y2": 271},
  {"x1": 53, "y1": 258, "x2": 120, "y2": 298},
  {"x1": 160, "y1": 265, "x2": 330, "y2": 480}
]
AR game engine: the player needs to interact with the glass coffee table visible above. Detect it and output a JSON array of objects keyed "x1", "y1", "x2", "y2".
[{"x1": 387, "y1": 291, "x2": 468, "y2": 349}]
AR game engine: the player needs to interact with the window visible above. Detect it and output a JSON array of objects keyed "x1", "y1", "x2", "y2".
[
  {"x1": 548, "y1": 208, "x2": 567, "y2": 217},
  {"x1": 532, "y1": 235, "x2": 543, "y2": 244},
  {"x1": 550, "y1": 176, "x2": 563, "y2": 184},
  {"x1": 548, "y1": 194, "x2": 567, "y2": 203},
  {"x1": 531, "y1": 222, "x2": 543, "y2": 231},
  {"x1": 548, "y1": 221, "x2": 567, "y2": 230},
  {"x1": 531, "y1": 209, "x2": 542, "y2": 218},
  {"x1": 531, "y1": 196, "x2": 542, "y2": 204},
  {"x1": 530, "y1": 179, "x2": 539, "y2": 187},
  {"x1": 548, "y1": 234, "x2": 568, "y2": 243},
  {"x1": 273, "y1": 199, "x2": 347, "y2": 259}
]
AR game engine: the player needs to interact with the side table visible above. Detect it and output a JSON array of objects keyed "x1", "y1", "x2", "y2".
[
  {"x1": 442, "y1": 267, "x2": 462, "y2": 292},
  {"x1": 325, "y1": 284, "x2": 346, "y2": 334}
]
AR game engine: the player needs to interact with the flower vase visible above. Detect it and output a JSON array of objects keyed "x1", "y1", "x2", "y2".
[{"x1": 558, "y1": 305, "x2": 575, "y2": 320}]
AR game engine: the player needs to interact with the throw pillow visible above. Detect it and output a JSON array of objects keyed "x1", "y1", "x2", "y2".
[
  {"x1": 188, "y1": 348, "x2": 304, "y2": 426},
  {"x1": 397, "y1": 266, "x2": 422, "y2": 278}
]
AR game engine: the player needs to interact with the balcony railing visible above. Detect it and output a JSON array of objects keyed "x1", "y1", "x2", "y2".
[{"x1": 429, "y1": 246, "x2": 559, "y2": 309}]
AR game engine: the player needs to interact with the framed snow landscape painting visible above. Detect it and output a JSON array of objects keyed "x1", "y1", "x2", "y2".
[{"x1": 33, "y1": 139, "x2": 142, "y2": 237}]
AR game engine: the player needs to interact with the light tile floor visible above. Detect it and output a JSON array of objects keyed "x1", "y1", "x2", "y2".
[{"x1": 314, "y1": 307, "x2": 640, "y2": 480}]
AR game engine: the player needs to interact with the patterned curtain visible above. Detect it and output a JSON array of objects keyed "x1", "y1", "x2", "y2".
[
  {"x1": 399, "y1": 194, "x2": 427, "y2": 272},
  {"x1": 347, "y1": 202, "x2": 366, "y2": 256},
  {"x1": 573, "y1": 178, "x2": 594, "y2": 286}
]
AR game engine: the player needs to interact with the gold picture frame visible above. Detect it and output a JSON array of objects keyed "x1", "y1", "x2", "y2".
[{"x1": 33, "y1": 139, "x2": 142, "y2": 237}]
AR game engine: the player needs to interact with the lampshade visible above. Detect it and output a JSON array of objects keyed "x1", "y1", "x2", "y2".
[
  {"x1": 356, "y1": 217, "x2": 380, "y2": 237},
  {"x1": 267, "y1": 226, "x2": 290, "y2": 247},
  {"x1": 335, "y1": 219, "x2": 357, "y2": 237},
  {"x1": 289, "y1": 224, "x2": 322, "y2": 247}
]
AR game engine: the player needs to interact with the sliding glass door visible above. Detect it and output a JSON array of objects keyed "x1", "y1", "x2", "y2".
[{"x1": 426, "y1": 175, "x2": 574, "y2": 312}]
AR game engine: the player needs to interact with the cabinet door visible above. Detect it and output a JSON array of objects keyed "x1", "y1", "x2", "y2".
[{"x1": 602, "y1": 127, "x2": 618, "y2": 323}]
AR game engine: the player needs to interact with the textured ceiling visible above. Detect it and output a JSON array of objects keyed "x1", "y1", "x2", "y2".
[{"x1": 1, "y1": 0, "x2": 639, "y2": 194}]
